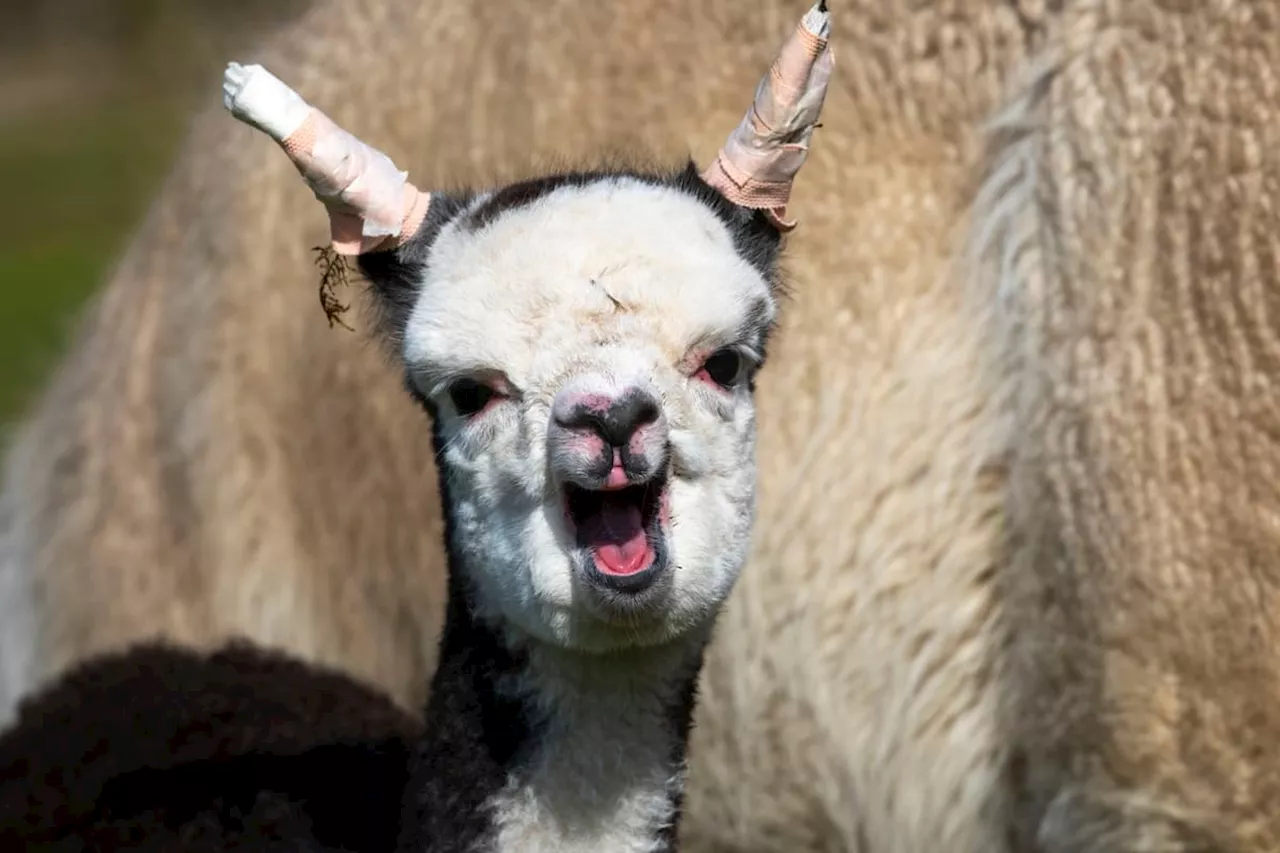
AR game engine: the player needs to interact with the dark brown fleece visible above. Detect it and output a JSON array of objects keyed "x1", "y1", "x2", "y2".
[{"x1": 0, "y1": 641, "x2": 419, "y2": 852}]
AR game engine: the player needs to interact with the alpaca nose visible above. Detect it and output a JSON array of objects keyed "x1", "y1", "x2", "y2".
[{"x1": 554, "y1": 390, "x2": 661, "y2": 450}]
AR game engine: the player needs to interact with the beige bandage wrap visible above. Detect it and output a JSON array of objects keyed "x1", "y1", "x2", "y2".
[
  {"x1": 222, "y1": 62, "x2": 431, "y2": 255},
  {"x1": 702, "y1": 3, "x2": 834, "y2": 231}
]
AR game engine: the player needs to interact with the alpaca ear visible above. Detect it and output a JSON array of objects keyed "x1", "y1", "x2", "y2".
[
  {"x1": 222, "y1": 62, "x2": 432, "y2": 257},
  {"x1": 701, "y1": 1, "x2": 834, "y2": 232}
]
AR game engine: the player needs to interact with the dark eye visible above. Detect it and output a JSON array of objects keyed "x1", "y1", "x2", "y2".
[
  {"x1": 447, "y1": 378, "x2": 497, "y2": 417},
  {"x1": 697, "y1": 348, "x2": 746, "y2": 389}
]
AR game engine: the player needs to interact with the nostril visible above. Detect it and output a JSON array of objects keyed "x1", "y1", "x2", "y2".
[
  {"x1": 557, "y1": 390, "x2": 662, "y2": 449},
  {"x1": 597, "y1": 392, "x2": 661, "y2": 448},
  {"x1": 553, "y1": 408, "x2": 598, "y2": 434},
  {"x1": 630, "y1": 397, "x2": 660, "y2": 428}
]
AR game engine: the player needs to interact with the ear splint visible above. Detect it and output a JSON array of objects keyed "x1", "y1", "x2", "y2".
[
  {"x1": 700, "y1": 1, "x2": 834, "y2": 231},
  {"x1": 222, "y1": 62, "x2": 431, "y2": 257},
  {"x1": 221, "y1": 1, "x2": 834, "y2": 316}
]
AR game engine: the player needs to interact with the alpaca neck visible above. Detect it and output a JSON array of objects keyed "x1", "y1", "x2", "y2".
[{"x1": 399, "y1": 578, "x2": 709, "y2": 853}]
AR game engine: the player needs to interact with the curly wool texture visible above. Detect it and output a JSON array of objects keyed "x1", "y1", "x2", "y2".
[{"x1": 969, "y1": 1, "x2": 1280, "y2": 849}]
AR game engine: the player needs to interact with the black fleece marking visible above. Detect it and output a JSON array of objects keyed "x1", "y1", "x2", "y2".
[
  {"x1": 738, "y1": 297, "x2": 774, "y2": 350},
  {"x1": 393, "y1": 419, "x2": 536, "y2": 852},
  {"x1": 395, "y1": 586, "x2": 537, "y2": 852},
  {"x1": 464, "y1": 171, "x2": 617, "y2": 230},
  {"x1": 655, "y1": 640, "x2": 708, "y2": 852},
  {"x1": 357, "y1": 189, "x2": 474, "y2": 347}
]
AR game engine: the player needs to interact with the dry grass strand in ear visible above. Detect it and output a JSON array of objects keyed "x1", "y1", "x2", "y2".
[{"x1": 312, "y1": 245, "x2": 355, "y2": 331}]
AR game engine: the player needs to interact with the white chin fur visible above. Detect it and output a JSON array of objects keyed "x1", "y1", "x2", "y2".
[{"x1": 452, "y1": 483, "x2": 749, "y2": 654}]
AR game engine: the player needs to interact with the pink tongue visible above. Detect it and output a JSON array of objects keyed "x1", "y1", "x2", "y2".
[{"x1": 581, "y1": 500, "x2": 652, "y2": 576}]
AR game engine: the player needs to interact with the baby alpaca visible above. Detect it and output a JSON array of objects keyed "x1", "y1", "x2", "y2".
[{"x1": 0, "y1": 7, "x2": 834, "y2": 853}]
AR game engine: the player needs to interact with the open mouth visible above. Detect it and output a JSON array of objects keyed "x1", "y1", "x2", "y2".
[{"x1": 563, "y1": 475, "x2": 668, "y2": 580}]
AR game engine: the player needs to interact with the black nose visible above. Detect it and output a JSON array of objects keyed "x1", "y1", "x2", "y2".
[{"x1": 557, "y1": 391, "x2": 661, "y2": 449}]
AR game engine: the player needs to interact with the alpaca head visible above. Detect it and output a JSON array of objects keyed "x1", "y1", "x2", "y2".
[
  {"x1": 365, "y1": 167, "x2": 783, "y2": 652},
  {"x1": 222, "y1": 3, "x2": 833, "y2": 653}
]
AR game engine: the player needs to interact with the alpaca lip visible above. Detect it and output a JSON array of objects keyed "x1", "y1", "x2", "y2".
[{"x1": 563, "y1": 474, "x2": 669, "y2": 593}]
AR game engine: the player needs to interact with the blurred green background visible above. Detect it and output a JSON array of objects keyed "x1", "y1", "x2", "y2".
[{"x1": 0, "y1": 0, "x2": 309, "y2": 431}]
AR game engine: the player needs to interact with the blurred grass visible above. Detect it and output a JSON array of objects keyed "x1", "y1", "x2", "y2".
[
  {"x1": 0, "y1": 1, "x2": 308, "y2": 429},
  {"x1": 0, "y1": 97, "x2": 186, "y2": 424}
]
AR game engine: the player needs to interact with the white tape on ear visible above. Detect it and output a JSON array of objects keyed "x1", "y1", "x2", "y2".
[
  {"x1": 701, "y1": 1, "x2": 835, "y2": 230},
  {"x1": 801, "y1": 4, "x2": 831, "y2": 40},
  {"x1": 306, "y1": 124, "x2": 408, "y2": 239},
  {"x1": 222, "y1": 61, "x2": 432, "y2": 255},
  {"x1": 223, "y1": 63, "x2": 311, "y2": 142}
]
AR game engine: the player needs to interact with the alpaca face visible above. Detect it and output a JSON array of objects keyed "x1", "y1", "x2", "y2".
[{"x1": 366, "y1": 168, "x2": 781, "y2": 651}]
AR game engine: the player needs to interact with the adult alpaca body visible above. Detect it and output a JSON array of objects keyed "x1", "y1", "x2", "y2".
[
  {"x1": 0, "y1": 17, "x2": 831, "y2": 850},
  {"x1": 970, "y1": 2, "x2": 1280, "y2": 849}
]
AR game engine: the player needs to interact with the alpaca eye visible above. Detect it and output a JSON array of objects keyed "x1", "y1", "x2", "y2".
[
  {"x1": 447, "y1": 379, "x2": 497, "y2": 417},
  {"x1": 697, "y1": 348, "x2": 746, "y2": 389}
]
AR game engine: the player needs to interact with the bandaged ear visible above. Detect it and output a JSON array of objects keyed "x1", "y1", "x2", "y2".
[
  {"x1": 702, "y1": 1, "x2": 835, "y2": 231},
  {"x1": 222, "y1": 62, "x2": 431, "y2": 256}
]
